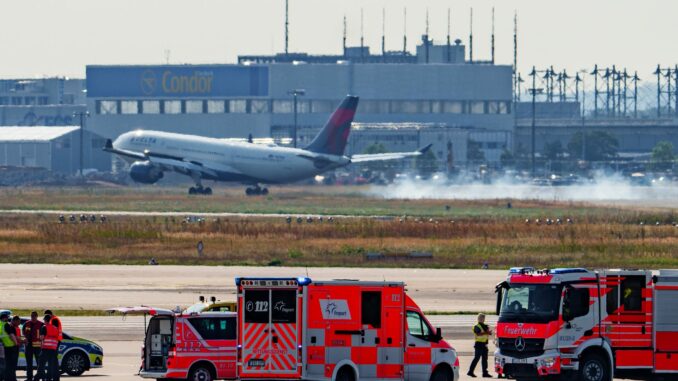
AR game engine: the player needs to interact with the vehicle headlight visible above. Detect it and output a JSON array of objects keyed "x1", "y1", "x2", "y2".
[
  {"x1": 90, "y1": 344, "x2": 102, "y2": 353},
  {"x1": 540, "y1": 357, "x2": 556, "y2": 368}
]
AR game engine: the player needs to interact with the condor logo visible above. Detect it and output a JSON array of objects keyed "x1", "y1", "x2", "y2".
[
  {"x1": 140, "y1": 69, "x2": 214, "y2": 95},
  {"x1": 319, "y1": 299, "x2": 351, "y2": 320}
]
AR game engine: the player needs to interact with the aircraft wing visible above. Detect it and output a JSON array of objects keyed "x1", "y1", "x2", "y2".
[
  {"x1": 103, "y1": 139, "x2": 225, "y2": 178},
  {"x1": 350, "y1": 144, "x2": 433, "y2": 163}
]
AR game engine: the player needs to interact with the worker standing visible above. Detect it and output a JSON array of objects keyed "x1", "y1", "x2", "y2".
[
  {"x1": 35, "y1": 315, "x2": 59, "y2": 381},
  {"x1": 2, "y1": 315, "x2": 21, "y2": 381},
  {"x1": 467, "y1": 313, "x2": 493, "y2": 378},
  {"x1": 0, "y1": 313, "x2": 7, "y2": 381},
  {"x1": 23, "y1": 312, "x2": 44, "y2": 381}
]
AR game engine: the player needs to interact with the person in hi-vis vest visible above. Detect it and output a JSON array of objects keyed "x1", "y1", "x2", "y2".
[{"x1": 468, "y1": 313, "x2": 493, "y2": 378}]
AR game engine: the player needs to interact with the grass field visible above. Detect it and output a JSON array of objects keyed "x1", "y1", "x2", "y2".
[{"x1": 0, "y1": 186, "x2": 676, "y2": 269}]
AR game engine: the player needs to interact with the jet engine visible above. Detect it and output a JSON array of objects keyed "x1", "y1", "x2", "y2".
[{"x1": 129, "y1": 161, "x2": 164, "y2": 184}]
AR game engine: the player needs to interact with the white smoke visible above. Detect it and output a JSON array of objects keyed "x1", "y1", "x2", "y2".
[{"x1": 366, "y1": 172, "x2": 678, "y2": 206}]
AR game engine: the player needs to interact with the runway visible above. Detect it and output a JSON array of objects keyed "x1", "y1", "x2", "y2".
[{"x1": 1, "y1": 264, "x2": 503, "y2": 313}]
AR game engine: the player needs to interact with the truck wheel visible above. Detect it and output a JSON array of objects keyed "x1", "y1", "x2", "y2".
[
  {"x1": 62, "y1": 350, "x2": 89, "y2": 376},
  {"x1": 431, "y1": 367, "x2": 453, "y2": 381},
  {"x1": 336, "y1": 367, "x2": 355, "y2": 381},
  {"x1": 189, "y1": 365, "x2": 214, "y2": 381},
  {"x1": 579, "y1": 354, "x2": 610, "y2": 381}
]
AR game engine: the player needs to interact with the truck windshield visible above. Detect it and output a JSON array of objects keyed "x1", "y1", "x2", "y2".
[{"x1": 499, "y1": 284, "x2": 562, "y2": 323}]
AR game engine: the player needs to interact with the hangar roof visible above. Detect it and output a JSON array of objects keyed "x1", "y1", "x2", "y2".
[{"x1": 0, "y1": 126, "x2": 80, "y2": 142}]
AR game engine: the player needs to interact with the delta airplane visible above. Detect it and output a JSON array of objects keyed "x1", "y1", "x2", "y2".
[{"x1": 104, "y1": 95, "x2": 430, "y2": 195}]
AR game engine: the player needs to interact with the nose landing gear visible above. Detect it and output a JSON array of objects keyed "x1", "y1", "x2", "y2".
[
  {"x1": 245, "y1": 185, "x2": 268, "y2": 196},
  {"x1": 188, "y1": 186, "x2": 212, "y2": 195}
]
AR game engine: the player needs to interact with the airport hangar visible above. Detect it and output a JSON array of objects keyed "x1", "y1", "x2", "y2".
[{"x1": 85, "y1": 43, "x2": 514, "y2": 169}]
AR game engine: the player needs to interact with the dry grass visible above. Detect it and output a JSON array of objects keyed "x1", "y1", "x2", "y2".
[{"x1": 0, "y1": 212, "x2": 675, "y2": 269}]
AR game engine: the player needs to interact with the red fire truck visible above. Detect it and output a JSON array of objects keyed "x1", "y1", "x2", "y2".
[
  {"x1": 236, "y1": 277, "x2": 459, "y2": 381},
  {"x1": 107, "y1": 306, "x2": 237, "y2": 381},
  {"x1": 494, "y1": 268, "x2": 678, "y2": 381}
]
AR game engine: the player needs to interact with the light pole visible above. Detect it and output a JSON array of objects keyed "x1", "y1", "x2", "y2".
[
  {"x1": 579, "y1": 69, "x2": 587, "y2": 162},
  {"x1": 287, "y1": 89, "x2": 306, "y2": 148},
  {"x1": 73, "y1": 111, "x2": 90, "y2": 177},
  {"x1": 528, "y1": 68, "x2": 544, "y2": 178}
]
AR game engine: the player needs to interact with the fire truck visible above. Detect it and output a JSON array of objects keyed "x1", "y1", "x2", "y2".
[
  {"x1": 107, "y1": 306, "x2": 237, "y2": 381},
  {"x1": 236, "y1": 277, "x2": 459, "y2": 381},
  {"x1": 494, "y1": 268, "x2": 678, "y2": 381}
]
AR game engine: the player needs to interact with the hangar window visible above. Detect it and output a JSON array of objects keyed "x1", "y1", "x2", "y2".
[
  {"x1": 24, "y1": 97, "x2": 36, "y2": 106},
  {"x1": 229, "y1": 100, "x2": 247, "y2": 113},
  {"x1": 273, "y1": 100, "x2": 292, "y2": 113},
  {"x1": 431, "y1": 101, "x2": 442, "y2": 113},
  {"x1": 361, "y1": 100, "x2": 390, "y2": 114},
  {"x1": 250, "y1": 100, "x2": 269, "y2": 114},
  {"x1": 121, "y1": 101, "x2": 138, "y2": 114},
  {"x1": 207, "y1": 100, "x2": 225, "y2": 113},
  {"x1": 311, "y1": 100, "x2": 334, "y2": 113},
  {"x1": 442, "y1": 101, "x2": 463, "y2": 114},
  {"x1": 470, "y1": 101, "x2": 485, "y2": 114},
  {"x1": 391, "y1": 101, "x2": 420, "y2": 113},
  {"x1": 163, "y1": 100, "x2": 181, "y2": 114},
  {"x1": 297, "y1": 100, "x2": 311, "y2": 113},
  {"x1": 142, "y1": 101, "x2": 160, "y2": 114},
  {"x1": 99, "y1": 100, "x2": 118, "y2": 115},
  {"x1": 0, "y1": 97, "x2": 7, "y2": 105},
  {"x1": 186, "y1": 100, "x2": 203, "y2": 114}
]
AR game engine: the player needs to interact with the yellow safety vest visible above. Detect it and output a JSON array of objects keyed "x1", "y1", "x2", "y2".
[
  {"x1": 474, "y1": 323, "x2": 489, "y2": 344},
  {"x1": 0, "y1": 322, "x2": 16, "y2": 348}
]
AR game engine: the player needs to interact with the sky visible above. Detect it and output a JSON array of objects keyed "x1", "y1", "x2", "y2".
[{"x1": 1, "y1": 0, "x2": 675, "y2": 81}]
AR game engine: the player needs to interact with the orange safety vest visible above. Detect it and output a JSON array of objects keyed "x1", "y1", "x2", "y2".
[
  {"x1": 51, "y1": 316, "x2": 63, "y2": 341},
  {"x1": 41, "y1": 324, "x2": 59, "y2": 350}
]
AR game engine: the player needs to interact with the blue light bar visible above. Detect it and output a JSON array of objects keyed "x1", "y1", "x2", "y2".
[{"x1": 549, "y1": 268, "x2": 589, "y2": 275}]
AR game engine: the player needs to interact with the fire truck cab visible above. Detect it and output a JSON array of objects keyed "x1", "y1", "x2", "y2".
[
  {"x1": 236, "y1": 277, "x2": 459, "y2": 381},
  {"x1": 494, "y1": 268, "x2": 678, "y2": 381}
]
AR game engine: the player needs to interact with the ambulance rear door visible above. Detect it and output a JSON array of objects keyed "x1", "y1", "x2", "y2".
[{"x1": 239, "y1": 279, "x2": 301, "y2": 378}]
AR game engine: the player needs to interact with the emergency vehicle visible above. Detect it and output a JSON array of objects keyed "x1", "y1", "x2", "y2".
[
  {"x1": 236, "y1": 277, "x2": 459, "y2": 381},
  {"x1": 107, "y1": 306, "x2": 237, "y2": 381},
  {"x1": 494, "y1": 268, "x2": 678, "y2": 381}
]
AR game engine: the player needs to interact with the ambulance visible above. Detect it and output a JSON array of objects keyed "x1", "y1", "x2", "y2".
[
  {"x1": 107, "y1": 306, "x2": 237, "y2": 381},
  {"x1": 494, "y1": 268, "x2": 678, "y2": 381},
  {"x1": 236, "y1": 277, "x2": 459, "y2": 381}
]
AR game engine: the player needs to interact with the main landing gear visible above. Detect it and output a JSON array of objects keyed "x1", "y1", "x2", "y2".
[
  {"x1": 245, "y1": 185, "x2": 268, "y2": 196},
  {"x1": 188, "y1": 186, "x2": 212, "y2": 195}
]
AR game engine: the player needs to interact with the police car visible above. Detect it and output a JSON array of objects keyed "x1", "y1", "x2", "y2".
[{"x1": 16, "y1": 317, "x2": 104, "y2": 376}]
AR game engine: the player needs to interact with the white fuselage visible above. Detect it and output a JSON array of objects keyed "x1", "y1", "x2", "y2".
[{"x1": 113, "y1": 130, "x2": 349, "y2": 184}]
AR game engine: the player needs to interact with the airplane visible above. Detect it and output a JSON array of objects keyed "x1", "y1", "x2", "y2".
[{"x1": 104, "y1": 95, "x2": 431, "y2": 196}]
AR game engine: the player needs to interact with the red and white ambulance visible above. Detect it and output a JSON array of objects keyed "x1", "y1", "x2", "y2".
[
  {"x1": 494, "y1": 268, "x2": 678, "y2": 381},
  {"x1": 236, "y1": 277, "x2": 459, "y2": 381},
  {"x1": 107, "y1": 306, "x2": 237, "y2": 381}
]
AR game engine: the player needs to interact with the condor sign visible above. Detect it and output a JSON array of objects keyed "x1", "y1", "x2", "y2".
[{"x1": 86, "y1": 65, "x2": 269, "y2": 98}]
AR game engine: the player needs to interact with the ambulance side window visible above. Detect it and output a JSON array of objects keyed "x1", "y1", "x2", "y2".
[
  {"x1": 188, "y1": 318, "x2": 236, "y2": 340},
  {"x1": 406, "y1": 311, "x2": 432, "y2": 340},
  {"x1": 606, "y1": 285, "x2": 619, "y2": 315},
  {"x1": 620, "y1": 277, "x2": 644, "y2": 312},
  {"x1": 361, "y1": 291, "x2": 382, "y2": 328}
]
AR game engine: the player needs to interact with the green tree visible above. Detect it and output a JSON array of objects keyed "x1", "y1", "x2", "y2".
[
  {"x1": 416, "y1": 149, "x2": 438, "y2": 177},
  {"x1": 467, "y1": 140, "x2": 486, "y2": 162},
  {"x1": 567, "y1": 131, "x2": 619, "y2": 161},
  {"x1": 362, "y1": 142, "x2": 389, "y2": 174},
  {"x1": 651, "y1": 141, "x2": 675, "y2": 170},
  {"x1": 543, "y1": 141, "x2": 563, "y2": 161}
]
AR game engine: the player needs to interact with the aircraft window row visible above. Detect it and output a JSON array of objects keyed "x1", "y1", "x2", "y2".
[{"x1": 95, "y1": 99, "x2": 511, "y2": 115}]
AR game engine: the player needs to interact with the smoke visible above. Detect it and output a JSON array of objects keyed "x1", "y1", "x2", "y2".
[{"x1": 366, "y1": 172, "x2": 678, "y2": 205}]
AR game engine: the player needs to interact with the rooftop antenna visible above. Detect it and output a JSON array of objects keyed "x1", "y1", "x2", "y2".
[
  {"x1": 403, "y1": 7, "x2": 407, "y2": 54},
  {"x1": 163, "y1": 49, "x2": 170, "y2": 64},
  {"x1": 342, "y1": 14, "x2": 347, "y2": 57},
  {"x1": 491, "y1": 7, "x2": 495, "y2": 64},
  {"x1": 469, "y1": 8, "x2": 474, "y2": 63},
  {"x1": 284, "y1": 0, "x2": 289, "y2": 55},
  {"x1": 382, "y1": 8, "x2": 386, "y2": 56},
  {"x1": 446, "y1": 8, "x2": 451, "y2": 63},
  {"x1": 425, "y1": 8, "x2": 430, "y2": 63},
  {"x1": 513, "y1": 11, "x2": 518, "y2": 101},
  {"x1": 360, "y1": 8, "x2": 365, "y2": 61}
]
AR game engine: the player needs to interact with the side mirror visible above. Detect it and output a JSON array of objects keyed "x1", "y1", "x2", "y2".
[
  {"x1": 435, "y1": 327, "x2": 443, "y2": 342},
  {"x1": 495, "y1": 281, "x2": 508, "y2": 315}
]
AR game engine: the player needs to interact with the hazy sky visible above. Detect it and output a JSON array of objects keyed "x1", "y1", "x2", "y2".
[{"x1": 1, "y1": 0, "x2": 675, "y2": 80}]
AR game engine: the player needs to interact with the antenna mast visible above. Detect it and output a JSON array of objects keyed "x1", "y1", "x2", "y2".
[
  {"x1": 469, "y1": 8, "x2": 474, "y2": 63},
  {"x1": 285, "y1": 0, "x2": 289, "y2": 55},
  {"x1": 491, "y1": 7, "x2": 495, "y2": 64},
  {"x1": 447, "y1": 8, "x2": 451, "y2": 63},
  {"x1": 343, "y1": 14, "x2": 347, "y2": 57},
  {"x1": 403, "y1": 7, "x2": 407, "y2": 54},
  {"x1": 360, "y1": 8, "x2": 365, "y2": 61},
  {"x1": 382, "y1": 8, "x2": 386, "y2": 56}
]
